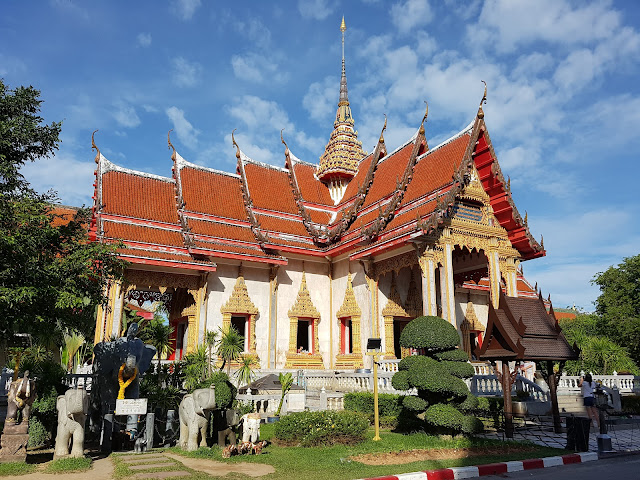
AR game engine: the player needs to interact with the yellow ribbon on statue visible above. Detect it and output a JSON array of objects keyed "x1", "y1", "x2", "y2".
[{"x1": 117, "y1": 363, "x2": 138, "y2": 400}]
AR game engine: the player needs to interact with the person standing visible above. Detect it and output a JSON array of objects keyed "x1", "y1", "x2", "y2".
[{"x1": 579, "y1": 373, "x2": 599, "y2": 429}]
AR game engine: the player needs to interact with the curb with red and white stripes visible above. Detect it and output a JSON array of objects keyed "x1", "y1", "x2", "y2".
[{"x1": 357, "y1": 452, "x2": 598, "y2": 480}]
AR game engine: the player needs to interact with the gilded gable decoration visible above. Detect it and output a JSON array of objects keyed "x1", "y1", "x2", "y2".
[
  {"x1": 335, "y1": 272, "x2": 363, "y2": 369},
  {"x1": 382, "y1": 272, "x2": 409, "y2": 359},
  {"x1": 285, "y1": 271, "x2": 324, "y2": 369},
  {"x1": 404, "y1": 269, "x2": 423, "y2": 318},
  {"x1": 220, "y1": 265, "x2": 259, "y2": 364}
]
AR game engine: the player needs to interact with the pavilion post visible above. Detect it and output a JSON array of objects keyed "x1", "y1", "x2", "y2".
[
  {"x1": 501, "y1": 361, "x2": 514, "y2": 438},
  {"x1": 546, "y1": 360, "x2": 563, "y2": 434}
]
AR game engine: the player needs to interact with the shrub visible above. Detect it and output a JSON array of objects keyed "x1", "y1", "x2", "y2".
[
  {"x1": 392, "y1": 315, "x2": 481, "y2": 435},
  {"x1": 424, "y1": 404, "x2": 464, "y2": 430},
  {"x1": 461, "y1": 415, "x2": 484, "y2": 434},
  {"x1": 196, "y1": 371, "x2": 236, "y2": 409},
  {"x1": 399, "y1": 316, "x2": 460, "y2": 352},
  {"x1": 343, "y1": 392, "x2": 405, "y2": 417},
  {"x1": 274, "y1": 410, "x2": 369, "y2": 447},
  {"x1": 621, "y1": 395, "x2": 640, "y2": 414}
]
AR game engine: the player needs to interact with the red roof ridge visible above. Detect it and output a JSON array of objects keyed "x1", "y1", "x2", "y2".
[
  {"x1": 99, "y1": 153, "x2": 174, "y2": 183},
  {"x1": 174, "y1": 151, "x2": 241, "y2": 178},
  {"x1": 239, "y1": 149, "x2": 288, "y2": 173}
]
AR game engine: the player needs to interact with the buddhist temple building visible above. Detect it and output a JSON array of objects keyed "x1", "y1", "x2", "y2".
[{"x1": 90, "y1": 19, "x2": 546, "y2": 370}]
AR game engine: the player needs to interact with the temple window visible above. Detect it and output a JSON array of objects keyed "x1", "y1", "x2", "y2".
[
  {"x1": 340, "y1": 318, "x2": 353, "y2": 354},
  {"x1": 175, "y1": 322, "x2": 187, "y2": 360},
  {"x1": 220, "y1": 265, "x2": 259, "y2": 365},
  {"x1": 296, "y1": 318, "x2": 314, "y2": 353}
]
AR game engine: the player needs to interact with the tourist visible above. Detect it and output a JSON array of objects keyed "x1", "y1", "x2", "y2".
[{"x1": 579, "y1": 374, "x2": 599, "y2": 430}]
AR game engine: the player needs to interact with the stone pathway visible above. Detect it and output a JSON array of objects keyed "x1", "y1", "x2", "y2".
[{"x1": 118, "y1": 452, "x2": 191, "y2": 479}]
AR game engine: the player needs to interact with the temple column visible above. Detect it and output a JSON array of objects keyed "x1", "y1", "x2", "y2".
[
  {"x1": 487, "y1": 239, "x2": 501, "y2": 308},
  {"x1": 268, "y1": 265, "x2": 279, "y2": 368},
  {"x1": 108, "y1": 280, "x2": 125, "y2": 339},
  {"x1": 419, "y1": 247, "x2": 437, "y2": 316},
  {"x1": 186, "y1": 285, "x2": 206, "y2": 354},
  {"x1": 439, "y1": 229, "x2": 456, "y2": 325},
  {"x1": 501, "y1": 257, "x2": 518, "y2": 298}
]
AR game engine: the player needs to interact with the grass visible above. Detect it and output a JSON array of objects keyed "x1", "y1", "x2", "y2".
[
  {"x1": 168, "y1": 423, "x2": 566, "y2": 480},
  {"x1": 44, "y1": 456, "x2": 93, "y2": 473},
  {"x1": 0, "y1": 462, "x2": 37, "y2": 476}
]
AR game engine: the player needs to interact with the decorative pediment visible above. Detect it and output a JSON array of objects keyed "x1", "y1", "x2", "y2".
[
  {"x1": 458, "y1": 167, "x2": 490, "y2": 205},
  {"x1": 336, "y1": 273, "x2": 361, "y2": 318},
  {"x1": 382, "y1": 273, "x2": 408, "y2": 318},
  {"x1": 404, "y1": 270, "x2": 423, "y2": 318},
  {"x1": 221, "y1": 268, "x2": 258, "y2": 315},
  {"x1": 461, "y1": 301, "x2": 484, "y2": 332},
  {"x1": 288, "y1": 272, "x2": 320, "y2": 319}
]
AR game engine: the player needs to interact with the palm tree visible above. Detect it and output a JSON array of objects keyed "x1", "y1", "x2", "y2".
[
  {"x1": 139, "y1": 316, "x2": 175, "y2": 371},
  {"x1": 182, "y1": 345, "x2": 208, "y2": 392},
  {"x1": 205, "y1": 330, "x2": 219, "y2": 376},
  {"x1": 60, "y1": 329, "x2": 85, "y2": 373},
  {"x1": 275, "y1": 372, "x2": 294, "y2": 416},
  {"x1": 217, "y1": 326, "x2": 244, "y2": 375},
  {"x1": 234, "y1": 354, "x2": 258, "y2": 388}
]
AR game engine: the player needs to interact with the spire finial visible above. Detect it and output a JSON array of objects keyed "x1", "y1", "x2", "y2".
[
  {"x1": 168, "y1": 129, "x2": 176, "y2": 158},
  {"x1": 281, "y1": 128, "x2": 289, "y2": 155},
  {"x1": 478, "y1": 80, "x2": 487, "y2": 119},
  {"x1": 419, "y1": 101, "x2": 429, "y2": 135},
  {"x1": 340, "y1": 16, "x2": 346, "y2": 33},
  {"x1": 379, "y1": 114, "x2": 387, "y2": 143},
  {"x1": 540, "y1": 234, "x2": 545, "y2": 249},
  {"x1": 91, "y1": 129, "x2": 100, "y2": 163},
  {"x1": 339, "y1": 17, "x2": 348, "y2": 106},
  {"x1": 231, "y1": 129, "x2": 241, "y2": 160}
]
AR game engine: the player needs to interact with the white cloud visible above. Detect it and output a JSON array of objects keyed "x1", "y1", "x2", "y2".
[
  {"x1": 137, "y1": 33, "x2": 152, "y2": 47},
  {"x1": 0, "y1": 54, "x2": 27, "y2": 77},
  {"x1": 113, "y1": 102, "x2": 140, "y2": 128},
  {"x1": 470, "y1": 0, "x2": 622, "y2": 53},
  {"x1": 21, "y1": 153, "x2": 95, "y2": 207},
  {"x1": 171, "y1": 57, "x2": 203, "y2": 87},
  {"x1": 171, "y1": 0, "x2": 201, "y2": 20},
  {"x1": 303, "y1": 76, "x2": 338, "y2": 123},
  {"x1": 232, "y1": 18, "x2": 272, "y2": 46},
  {"x1": 166, "y1": 106, "x2": 200, "y2": 149},
  {"x1": 298, "y1": 0, "x2": 335, "y2": 20},
  {"x1": 228, "y1": 95, "x2": 293, "y2": 132},
  {"x1": 390, "y1": 0, "x2": 433, "y2": 34},
  {"x1": 231, "y1": 53, "x2": 289, "y2": 84}
]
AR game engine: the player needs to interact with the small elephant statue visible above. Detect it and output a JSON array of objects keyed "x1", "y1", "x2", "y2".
[
  {"x1": 240, "y1": 413, "x2": 261, "y2": 443},
  {"x1": 54, "y1": 388, "x2": 89, "y2": 459},
  {"x1": 178, "y1": 385, "x2": 216, "y2": 451},
  {"x1": 6, "y1": 371, "x2": 37, "y2": 424},
  {"x1": 216, "y1": 408, "x2": 240, "y2": 446}
]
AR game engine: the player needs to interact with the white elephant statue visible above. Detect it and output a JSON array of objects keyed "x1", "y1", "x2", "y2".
[
  {"x1": 54, "y1": 388, "x2": 89, "y2": 459},
  {"x1": 178, "y1": 385, "x2": 216, "y2": 451},
  {"x1": 240, "y1": 413, "x2": 261, "y2": 443}
]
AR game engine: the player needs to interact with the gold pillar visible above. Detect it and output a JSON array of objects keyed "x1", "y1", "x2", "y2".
[
  {"x1": 419, "y1": 248, "x2": 437, "y2": 316},
  {"x1": 487, "y1": 239, "x2": 501, "y2": 308},
  {"x1": 501, "y1": 257, "x2": 518, "y2": 297},
  {"x1": 440, "y1": 229, "x2": 456, "y2": 325}
]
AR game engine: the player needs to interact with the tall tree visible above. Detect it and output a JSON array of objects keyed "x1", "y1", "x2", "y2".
[
  {"x1": 0, "y1": 79, "x2": 126, "y2": 342},
  {"x1": 592, "y1": 254, "x2": 640, "y2": 365}
]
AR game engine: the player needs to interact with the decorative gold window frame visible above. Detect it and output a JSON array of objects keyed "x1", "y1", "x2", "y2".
[
  {"x1": 335, "y1": 273, "x2": 363, "y2": 369},
  {"x1": 220, "y1": 266, "x2": 259, "y2": 366},
  {"x1": 381, "y1": 272, "x2": 411, "y2": 359},
  {"x1": 285, "y1": 272, "x2": 324, "y2": 369}
]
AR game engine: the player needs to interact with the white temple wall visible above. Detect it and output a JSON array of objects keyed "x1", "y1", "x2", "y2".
[
  {"x1": 453, "y1": 288, "x2": 490, "y2": 331},
  {"x1": 205, "y1": 262, "x2": 237, "y2": 337}
]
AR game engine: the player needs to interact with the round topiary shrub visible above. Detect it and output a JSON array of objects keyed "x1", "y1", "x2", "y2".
[
  {"x1": 424, "y1": 403, "x2": 464, "y2": 430},
  {"x1": 399, "y1": 315, "x2": 460, "y2": 352},
  {"x1": 391, "y1": 315, "x2": 481, "y2": 435}
]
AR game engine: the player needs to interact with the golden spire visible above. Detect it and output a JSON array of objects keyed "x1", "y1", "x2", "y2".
[{"x1": 317, "y1": 16, "x2": 365, "y2": 184}]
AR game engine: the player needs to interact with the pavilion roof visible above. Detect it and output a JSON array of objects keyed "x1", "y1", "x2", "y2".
[{"x1": 476, "y1": 291, "x2": 578, "y2": 362}]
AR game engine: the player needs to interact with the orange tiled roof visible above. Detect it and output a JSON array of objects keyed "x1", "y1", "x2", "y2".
[
  {"x1": 50, "y1": 206, "x2": 79, "y2": 227},
  {"x1": 255, "y1": 213, "x2": 312, "y2": 238},
  {"x1": 243, "y1": 162, "x2": 298, "y2": 215},
  {"x1": 102, "y1": 220, "x2": 184, "y2": 247},
  {"x1": 180, "y1": 166, "x2": 247, "y2": 221},
  {"x1": 293, "y1": 162, "x2": 333, "y2": 206},
  {"x1": 102, "y1": 170, "x2": 179, "y2": 224},
  {"x1": 362, "y1": 143, "x2": 413, "y2": 209},
  {"x1": 339, "y1": 153, "x2": 374, "y2": 205},
  {"x1": 187, "y1": 218, "x2": 256, "y2": 243}
]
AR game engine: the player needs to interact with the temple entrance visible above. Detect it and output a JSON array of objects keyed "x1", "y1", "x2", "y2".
[
  {"x1": 174, "y1": 321, "x2": 187, "y2": 360},
  {"x1": 393, "y1": 318, "x2": 410, "y2": 358},
  {"x1": 296, "y1": 318, "x2": 313, "y2": 353}
]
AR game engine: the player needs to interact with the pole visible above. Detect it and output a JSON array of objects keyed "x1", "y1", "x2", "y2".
[
  {"x1": 373, "y1": 354, "x2": 380, "y2": 441},
  {"x1": 502, "y1": 362, "x2": 513, "y2": 439}
]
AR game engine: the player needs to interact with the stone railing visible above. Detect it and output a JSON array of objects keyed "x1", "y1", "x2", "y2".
[
  {"x1": 557, "y1": 372, "x2": 639, "y2": 395},
  {"x1": 235, "y1": 391, "x2": 306, "y2": 414},
  {"x1": 320, "y1": 388, "x2": 345, "y2": 410},
  {"x1": 471, "y1": 361, "x2": 493, "y2": 375},
  {"x1": 64, "y1": 373, "x2": 93, "y2": 391},
  {"x1": 303, "y1": 371, "x2": 401, "y2": 394},
  {"x1": 468, "y1": 374, "x2": 550, "y2": 402},
  {"x1": 378, "y1": 359, "x2": 399, "y2": 372}
]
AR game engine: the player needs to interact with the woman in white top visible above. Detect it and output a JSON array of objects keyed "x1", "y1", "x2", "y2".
[{"x1": 579, "y1": 373, "x2": 599, "y2": 429}]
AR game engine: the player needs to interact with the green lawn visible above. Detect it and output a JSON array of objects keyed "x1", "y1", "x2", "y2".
[
  {"x1": 0, "y1": 462, "x2": 36, "y2": 476},
  {"x1": 168, "y1": 424, "x2": 566, "y2": 480}
]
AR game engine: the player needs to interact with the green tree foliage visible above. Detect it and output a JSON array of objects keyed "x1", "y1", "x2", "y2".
[
  {"x1": 139, "y1": 315, "x2": 175, "y2": 370},
  {"x1": 216, "y1": 325, "x2": 244, "y2": 375},
  {"x1": 391, "y1": 316, "x2": 481, "y2": 434},
  {"x1": 592, "y1": 254, "x2": 640, "y2": 366},
  {"x1": 275, "y1": 372, "x2": 294, "y2": 416},
  {"x1": 0, "y1": 79, "x2": 126, "y2": 341}
]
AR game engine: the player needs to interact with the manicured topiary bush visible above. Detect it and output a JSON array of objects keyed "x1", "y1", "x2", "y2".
[
  {"x1": 391, "y1": 315, "x2": 482, "y2": 435},
  {"x1": 274, "y1": 410, "x2": 369, "y2": 446},
  {"x1": 344, "y1": 392, "x2": 405, "y2": 417}
]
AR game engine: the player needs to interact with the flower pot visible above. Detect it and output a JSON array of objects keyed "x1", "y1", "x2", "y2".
[{"x1": 512, "y1": 401, "x2": 528, "y2": 417}]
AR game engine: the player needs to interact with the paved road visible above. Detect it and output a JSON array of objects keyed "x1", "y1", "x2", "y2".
[{"x1": 483, "y1": 454, "x2": 640, "y2": 479}]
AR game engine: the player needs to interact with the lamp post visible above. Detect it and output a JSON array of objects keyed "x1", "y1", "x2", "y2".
[{"x1": 366, "y1": 338, "x2": 382, "y2": 441}]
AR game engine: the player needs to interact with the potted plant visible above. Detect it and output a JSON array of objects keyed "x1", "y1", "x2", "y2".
[{"x1": 268, "y1": 372, "x2": 294, "y2": 422}]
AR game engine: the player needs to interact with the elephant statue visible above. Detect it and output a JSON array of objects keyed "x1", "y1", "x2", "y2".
[
  {"x1": 54, "y1": 388, "x2": 89, "y2": 459},
  {"x1": 215, "y1": 408, "x2": 240, "y2": 446},
  {"x1": 6, "y1": 371, "x2": 36, "y2": 424},
  {"x1": 178, "y1": 385, "x2": 216, "y2": 451},
  {"x1": 240, "y1": 413, "x2": 261, "y2": 443}
]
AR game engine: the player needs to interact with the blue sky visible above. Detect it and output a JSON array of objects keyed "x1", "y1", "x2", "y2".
[{"x1": 2, "y1": 0, "x2": 640, "y2": 311}]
